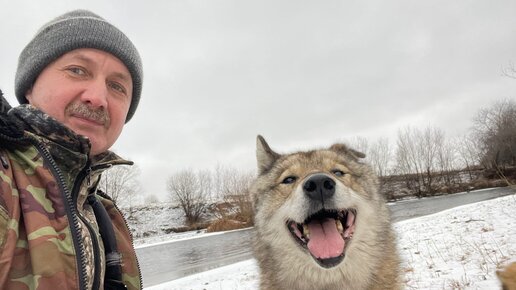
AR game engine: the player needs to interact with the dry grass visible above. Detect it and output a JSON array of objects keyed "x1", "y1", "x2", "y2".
[
  {"x1": 447, "y1": 275, "x2": 471, "y2": 289},
  {"x1": 209, "y1": 192, "x2": 254, "y2": 233},
  {"x1": 206, "y1": 218, "x2": 250, "y2": 233},
  {"x1": 162, "y1": 222, "x2": 211, "y2": 234}
]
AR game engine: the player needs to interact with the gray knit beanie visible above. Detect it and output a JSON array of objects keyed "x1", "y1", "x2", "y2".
[{"x1": 15, "y1": 9, "x2": 143, "y2": 123}]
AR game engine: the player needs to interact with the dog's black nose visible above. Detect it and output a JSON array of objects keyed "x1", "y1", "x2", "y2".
[{"x1": 303, "y1": 174, "x2": 335, "y2": 202}]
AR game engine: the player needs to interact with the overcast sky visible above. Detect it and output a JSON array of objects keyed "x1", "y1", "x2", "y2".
[{"x1": 1, "y1": 0, "x2": 516, "y2": 201}]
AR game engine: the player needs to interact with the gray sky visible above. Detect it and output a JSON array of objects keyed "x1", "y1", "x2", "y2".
[{"x1": 1, "y1": 0, "x2": 516, "y2": 201}]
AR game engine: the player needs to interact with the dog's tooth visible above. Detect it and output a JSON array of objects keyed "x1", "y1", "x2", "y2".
[
  {"x1": 347, "y1": 211, "x2": 356, "y2": 227},
  {"x1": 344, "y1": 224, "x2": 355, "y2": 239},
  {"x1": 336, "y1": 219, "x2": 344, "y2": 233},
  {"x1": 303, "y1": 224, "x2": 310, "y2": 238}
]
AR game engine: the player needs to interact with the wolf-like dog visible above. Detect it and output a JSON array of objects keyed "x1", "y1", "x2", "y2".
[
  {"x1": 497, "y1": 262, "x2": 516, "y2": 290},
  {"x1": 250, "y1": 135, "x2": 400, "y2": 290}
]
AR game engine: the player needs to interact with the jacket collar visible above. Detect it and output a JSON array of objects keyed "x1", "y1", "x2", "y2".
[
  {"x1": 11, "y1": 104, "x2": 91, "y2": 154},
  {"x1": 8, "y1": 104, "x2": 132, "y2": 167}
]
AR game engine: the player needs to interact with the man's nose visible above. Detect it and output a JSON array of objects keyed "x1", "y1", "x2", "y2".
[{"x1": 80, "y1": 79, "x2": 108, "y2": 108}]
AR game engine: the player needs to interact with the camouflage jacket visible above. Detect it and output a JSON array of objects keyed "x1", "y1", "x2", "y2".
[{"x1": 0, "y1": 93, "x2": 142, "y2": 289}]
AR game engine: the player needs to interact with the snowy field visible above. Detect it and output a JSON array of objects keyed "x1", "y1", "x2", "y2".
[{"x1": 145, "y1": 194, "x2": 515, "y2": 290}]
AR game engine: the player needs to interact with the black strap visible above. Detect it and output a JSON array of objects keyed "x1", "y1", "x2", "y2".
[
  {"x1": 87, "y1": 193, "x2": 127, "y2": 290},
  {"x1": 0, "y1": 90, "x2": 25, "y2": 142}
]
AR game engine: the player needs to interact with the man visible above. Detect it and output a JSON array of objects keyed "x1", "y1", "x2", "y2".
[{"x1": 0, "y1": 10, "x2": 143, "y2": 290}]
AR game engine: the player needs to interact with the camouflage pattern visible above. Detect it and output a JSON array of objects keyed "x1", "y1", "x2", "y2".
[{"x1": 0, "y1": 102, "x2": 141, "y2": 289}]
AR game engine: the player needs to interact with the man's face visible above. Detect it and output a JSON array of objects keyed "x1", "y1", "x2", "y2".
[{"x1": 26, "y1": 48, "x2": 133, "y2": 156}]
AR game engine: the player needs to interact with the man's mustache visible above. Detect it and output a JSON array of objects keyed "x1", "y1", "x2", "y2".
[{"x1": 66, "y1": 102, "x2": 110, "y2": 126}]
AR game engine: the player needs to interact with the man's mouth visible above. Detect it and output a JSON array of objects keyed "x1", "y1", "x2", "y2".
[{"x1": 286, "y1": 209, "x2": 356, "y2": 268}]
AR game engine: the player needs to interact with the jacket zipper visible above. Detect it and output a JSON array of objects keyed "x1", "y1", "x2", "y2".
[
  {"x1": 78, "y1": 200, "x2": 102, "y2": 290},
  {"x1": 0, "y1": 132, "x2": 89, "y2": 290},
  {"x1": 98, "y1": 190, "x2": 144, "y2": 289},
  {"x1": 72, "y1": 164, "x2": 103, "y2": 290}
]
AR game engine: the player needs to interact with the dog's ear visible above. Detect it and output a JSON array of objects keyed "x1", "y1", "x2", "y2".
[
  {"x1": 256, "y1": 135, "x2": 280, "y2": 174},
  {"x1": 329, "y1": 143, "x2": 366, "y2": 160}
]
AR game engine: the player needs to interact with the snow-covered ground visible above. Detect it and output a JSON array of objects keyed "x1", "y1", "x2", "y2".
[{"x1": 145, "y1": 194, "x2": 515, "y2": 290}]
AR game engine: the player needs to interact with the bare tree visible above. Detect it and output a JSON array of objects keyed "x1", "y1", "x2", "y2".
[
  {"x1": 222, "y1": 168, "x2": 254, "y2": 223},
  {"x1": 395, "y1": 126, "x2": 444, "y2": 196},
  {"x1": 210, "y1": 165, "x2": 255, "y2": 224},
  {"x1": 473, "y1": 99, "x2": 516, "y2": 169},
  {"x1": 502, "y1": 62, "x2": 516, "y2": 79},
  {"x1": 98, "y1": 165, "x2": 141, "y2": 211},
  {"x1": 198, "y1": 169, "x2": 214, "y2": 202},
  {"x1": 435, "y1": 135, "x2": 458, "y2": 187},
  {"x1": 368, "y1": 137, "x2": 392, "y2": 177},
  {"x1": 346, "y1": 136, "x2": 369, "y2": 155},
  {"x1": 457, "y1": 134, "x2": 481, "y2": 180},
  {"x1": 421, "y1": 126, "x2": 443, "y2": 193},
  {"x1": 167, "y1": 169, "x2": 210, "y2": 225},
  {"x1": 212, "y1": 163, "x2": 227, "y2": 201},
  {"x1": 395, "y1": 126, "x2": 423, "y2": 196},
  {"x1": 220, "y1": 168, "x2": 253, "y2": 197}
]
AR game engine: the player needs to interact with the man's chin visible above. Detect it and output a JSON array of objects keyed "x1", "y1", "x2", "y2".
[
  {"x1": 64, "y1": 120, "x2": 119, "y2": 156},
  {"x1": 66, "y1": 126, "x2": 108, "y2": 155},
  {"x1": 89, "y1": 142, "x2": 109, "y2": 156}
]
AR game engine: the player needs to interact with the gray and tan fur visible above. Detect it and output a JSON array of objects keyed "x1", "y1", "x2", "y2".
[
  {"x1": 497, "y1": 262, "x2": 516, "y2": 290},
  {"x1": 250, "y1": 135, "x2": 400, "y2": 290}
]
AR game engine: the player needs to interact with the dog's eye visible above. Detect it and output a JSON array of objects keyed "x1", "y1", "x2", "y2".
[
  {"x1": 281, "y1": 176, "x2": 297, "y2": 184},
  {"x1": 332, "y1": 169, "x2": 345, "y2": 177}
]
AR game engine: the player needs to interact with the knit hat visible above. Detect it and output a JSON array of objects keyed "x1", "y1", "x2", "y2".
[{"x1": 15, "y1": 9, "x2": 143, "y2": 123}]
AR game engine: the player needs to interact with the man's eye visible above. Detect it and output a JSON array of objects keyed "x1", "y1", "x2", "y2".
[
  {"x1": 109, "y1": 82, "x2": 127, "y2": 95},
  {"x1": 67, "y1": 66, "x2": 86, "y2": 76},
  {"x1": 281, "y1": 176, "x2": 297, "y2": 184}
]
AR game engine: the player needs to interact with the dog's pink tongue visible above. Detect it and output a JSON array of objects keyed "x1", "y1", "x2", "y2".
[{"x1": 307, "y1": 218, "x2": 344, "y2": 259}]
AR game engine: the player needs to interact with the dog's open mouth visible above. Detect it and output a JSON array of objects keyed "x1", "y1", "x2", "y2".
[{"x1": 287, "y1": 209, "x2": 356, "y2": 268}]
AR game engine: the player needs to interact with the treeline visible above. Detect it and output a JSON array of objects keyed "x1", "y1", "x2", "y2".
[{"x1": 348, "y1": 99, "x2": 515, "y2": 198}]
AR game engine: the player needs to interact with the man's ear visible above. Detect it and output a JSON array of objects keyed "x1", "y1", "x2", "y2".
[
  {"x1": 25, "y1": 87, "x2": 33, "y2": 104},
  {"x1": 329, "y1": 143, "x2": 366, "y2": 160},
  {"x1": 256, "y1": 135, "x2": 280, "y2": 175}
]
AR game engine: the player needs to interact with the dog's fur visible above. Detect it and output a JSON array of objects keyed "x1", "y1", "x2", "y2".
[
  {"x1": 250, "y1": 136, "x2": 400, "y2": 290},
  {"x1": 498, "y1": 262, "x2": 516, "y2": 290}
]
